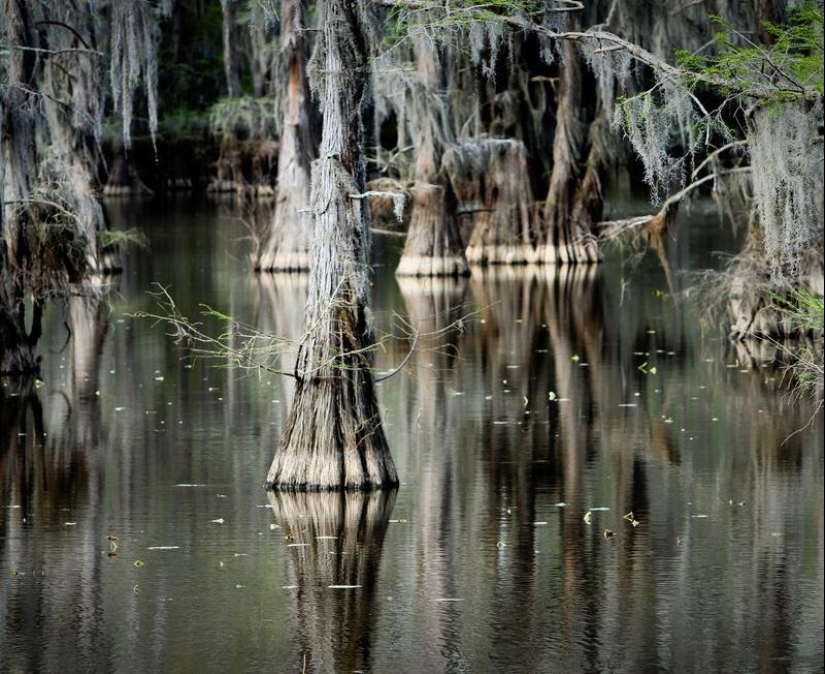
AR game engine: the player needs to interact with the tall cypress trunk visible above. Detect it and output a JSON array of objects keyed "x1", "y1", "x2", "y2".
[
  {"x1": 396, "y1": 22, "x2": 468, "y2": 278},
  {"x1": 1, "y1": 0, "x2": 39, "y2": 374},
  {"x1": 256, "y1": 0, "x2": 315, "y2": 272},
  {"x1": 265, "y1": 0, "x2": 398, "y2": 491},
  {"x1": 539, "y1": 36, "x2": 601, "y2": 264}
]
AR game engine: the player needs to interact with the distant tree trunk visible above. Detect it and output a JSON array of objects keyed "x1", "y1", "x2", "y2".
[
  {"x1": 256, "y1": 0, "x2": 315, "y2": 272},
  {"x1": 265, "y1": 0, "x2": 398, "y2": 491},
  {"x1": 539, "y1": 35, "x2": 601, "y2": 264},
  {"x1": 220, "y1": 0, "x2": 244, "y2": 98},
  {"x1": 396, "y1": 22, "x2": 468, "y2": 278},
  {"x1": 442, "y1": 138, "x2": 539, "y2": 265}
]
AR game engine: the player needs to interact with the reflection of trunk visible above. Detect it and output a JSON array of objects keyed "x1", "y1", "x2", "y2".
[
  {"x1": 269, "y1": 490, "x2": 395, "y2": 673},
  {"x1": 256, "y1": 0, "x2": 315, "y2": 272},
  {"x1": 540, "y1": 37, "x2": 601, "y2": 264},
  {"x1": 396, "y1": 22, "x2": 468, "y2": 278},
  {"x1": 68, "y1": 283, "x2": 112, "y2": 398},
  {"x1": 265, "y1": 0, "x2": 397, "y2": 491},
  {"x1": 0, "y1": 287, "x2": 40, "y2": 375},
  {"x1": 444, "y1": 139, "x2": 538, "y2": 265}
]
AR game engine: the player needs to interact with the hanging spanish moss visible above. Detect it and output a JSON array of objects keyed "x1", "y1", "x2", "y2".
[
  {"x1": 108, "y1": 0, "x2": 169, "y2": 150},
  {"x1": 748, "y1": 99, "x2": 824, "y2": 282}
]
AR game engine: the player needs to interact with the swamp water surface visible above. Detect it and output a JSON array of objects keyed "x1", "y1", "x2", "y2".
[{"x1": 1, "y1": 198, "x2": 823, "y2": 674}]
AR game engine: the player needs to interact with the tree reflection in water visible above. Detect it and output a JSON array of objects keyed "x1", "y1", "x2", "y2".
[{"x1": 268, "y1": 490, "x2": 397, "y2": 674}]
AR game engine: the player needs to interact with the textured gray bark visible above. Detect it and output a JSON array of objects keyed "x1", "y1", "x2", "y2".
[{"x1": 265, "y1": 0, "x2": 398, "y2": 491}]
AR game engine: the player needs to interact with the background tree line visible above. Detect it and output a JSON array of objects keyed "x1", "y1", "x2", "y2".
[{"x1": 2, "y1": 0, "x2": 822, "y2": 487}]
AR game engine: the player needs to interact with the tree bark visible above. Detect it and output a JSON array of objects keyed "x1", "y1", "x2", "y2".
[
  {"x1": 442, "y1": 138, "x2": 539, "y2": 265},
  {"x1": 256, "y1": 0, "x2": 315, "y2": 272},
  {"x1": 396, "y1": 22, "x2": 468, "y2": 278},
  {"x1": 265, "y1": 0, "x2": 398, "y2": 491},
  {"x1": 539, "y1": 34, "x2": 601, "y2": 264}
]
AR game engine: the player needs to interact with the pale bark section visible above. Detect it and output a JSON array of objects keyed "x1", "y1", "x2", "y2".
[
  {"x1": 256, "y1": 0, "x2": 314, "y2": 272},
  {"x1": 69, "y1": 283, "x2": 111, "y2": 398},
  {"x1": 266, "y1": 0, "x2": 397, "y2": 491}
]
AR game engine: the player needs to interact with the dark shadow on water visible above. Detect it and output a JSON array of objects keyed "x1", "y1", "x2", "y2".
[{"x1": 268, "y1": 489, "x2": 397, "y2": 674}]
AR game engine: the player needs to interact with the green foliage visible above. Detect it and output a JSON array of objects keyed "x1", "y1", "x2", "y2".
[
  {"x1": 773, "y1": 289, "x2": 824, "y2": 405},
  {"x1": 100, "y1": 228, "x2": 149, "y2": 251},
  {"x1": 677, "y1": 2, "x2": 824, "y2": 101},
  {"x1": 775, "y1": 289, "x2": 825, "y2": 334}
]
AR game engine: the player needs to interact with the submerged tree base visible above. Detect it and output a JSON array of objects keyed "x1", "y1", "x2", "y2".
[
  {"x1": 255, "y1": 250, "x2": 311, "y2": 273},
  {"x1": 264, "y1": 376, "x2": 400, "y2": 492}
]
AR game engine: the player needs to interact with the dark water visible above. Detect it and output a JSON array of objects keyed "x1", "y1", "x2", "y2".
[{"x1": 2, "y1": 198, "x2": 823, "y2": 674}]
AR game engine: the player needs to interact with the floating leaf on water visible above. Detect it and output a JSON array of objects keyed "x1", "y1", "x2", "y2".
[
  {"x1": 604, "y1": 529, "x2": 614, "y2": 538},
  {"x1": 555, "y1": 502, "x2": 566, "y2": 507},
  {"x1": 64, "y1": 522, "x2": 77, "y2": 526},
  {"x1": 134, "y1": 560, "x2": 145, "y2": 567},
  {"x1": 523, "y1": 396, "x2": 529, "y2": 407},
  {"x1": 649, "y1": 366, "x2": 657, "y2": 374},
  {"x1": 583, "y1": 511, "x2": 593, "y2": 525},
  {"x1": 211, "y1": 518, "x2": 225, "y2": 524},
  {"x1": 496, "y1": 541, "x2": 507, "y2": 549},
  {"x1": 269, "y1": 523, "x2": 280, "y2": 530},
  {"x1": 632, "y1": 520, "x2": 640, "y2": 527},
  {"x1": 623, "y1": 511, "x2": 635, "y2": 522},
  {"x1": 571, "y1": 354, "x2": 580, "y2": 362},
  {"x1": 548, "y1": 391, "x2": 557, "y2": 401},
  {"x1": 328, "y1": 585, "x2": 361, "y2": 589},
  {"x1": 147, "y1": 546, "x2": 180, "y2": 551},
  {"x1": 533, "y1": 521, "x2": 548, "y2": 526}
]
